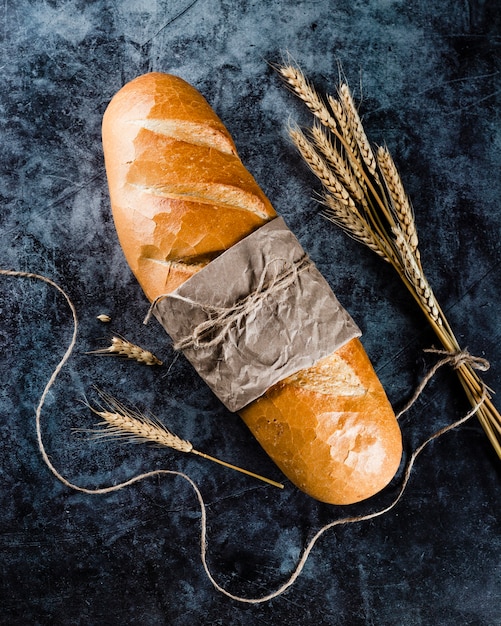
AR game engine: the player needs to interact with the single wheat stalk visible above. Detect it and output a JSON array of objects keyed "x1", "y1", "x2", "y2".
[
  {"x1": 339, "y1": 84, "x2": 379, "y2": 180},
  {"x1": 278, "y1": 62, "x2": 501, "y2": 460},
  {"x1": 87, "y1": 335, "x2": 163, "y2": 366},
  {"x1": 278, "y1": 64, "x2": 338, "y2": 132},
  {"x1": 393, "y1": 228, "x2": 441, "y2": 324},
  {"x1": 289, "y1": 125, "x2": 355, "y2": 208},
  {"x1": 311, "y1": 124, "x2": 365, "y2": 204},
  {"x1": 378, "y1": 146, "x2": 420, "y2": 260},
  {"x1": 322, "y1": 195, "x2": 390, "y2": 262},
  {"x1": 83, "y1": 389, "x2": 284, "y2": 490},
  {"x1": 327, "y1": 95, "x2": 360, "y2": 161}
]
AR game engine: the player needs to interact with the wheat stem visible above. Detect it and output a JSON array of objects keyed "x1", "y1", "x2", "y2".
[
  {"x1": 85, "y1": 389, "x2": 284, "y2": 490},
  {"x1": 190, "y1": 450, "x2": 284, "y2": 486}
]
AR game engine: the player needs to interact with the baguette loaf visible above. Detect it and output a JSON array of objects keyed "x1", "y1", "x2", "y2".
[{"x1": 102, "y1": 72, "x2": 402, "y2": 504}]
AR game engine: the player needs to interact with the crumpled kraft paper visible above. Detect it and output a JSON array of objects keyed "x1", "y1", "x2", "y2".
[{"x1": 153, "y1": 217, "x2": 361, "y2": 412}]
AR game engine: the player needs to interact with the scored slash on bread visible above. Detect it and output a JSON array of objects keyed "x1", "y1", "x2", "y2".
[
  {"x1": 102, "y1": 72, "x2": 402, "y2": 504},
  {"x1": 131, "y1": 118, "x2": 238, "y2": 154}
]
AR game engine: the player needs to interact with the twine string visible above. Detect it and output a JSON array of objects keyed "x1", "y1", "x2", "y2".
[
  {"x1": 396, "y1": 348, "x2": 490, "y2": 420},
  {"x1": 144, "y1": 255, "x2": 312, "y2": 351},
  {"x1": 207, "y1": 366, "x2": 489, "y2": 603},
  {"x1": 0, "y1": 268, "x2": 490, "y2": 604},
  {"x1": 423, "y1": 347, "x2": 490, "y2": 372}
]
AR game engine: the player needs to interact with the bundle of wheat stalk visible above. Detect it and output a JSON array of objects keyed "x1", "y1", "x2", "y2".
[{"x1": 277, "y1": 63, "x2": 501, "y2": 459}]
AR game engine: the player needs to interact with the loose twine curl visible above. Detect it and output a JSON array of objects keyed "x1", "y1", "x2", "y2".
[{"x1": 0, "y1": 269, "x2": 490, "y2": 604}]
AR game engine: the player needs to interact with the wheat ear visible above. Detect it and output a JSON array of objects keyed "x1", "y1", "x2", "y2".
[
  {"x1": 392, "y1": 228, "x2": 442, "y2": 324},
  {"x1": 339, "y1": 84, "x2": 380, "y2": 180},
  {"x1": 378, "y1": 146, "x2": 420, "y2": 259},
  {"x1": 310, "y1": 124, "x2": 365, "y2": 204},
  {"x1": 277, "y1": 64, "x2": 338, "y2": 132},
  {"x1": 322, "y1": 195, "x2": 391, "y2": 261},
  {"x1": 327, "y1": 94, "x2": 359, "y2": 155},
  {"x1": 289, "y1": 125, "x2": 355, "y2": 207},
  {"x1": 290, "y1": 124, "x2": 393, "y2": 262},
  {"x1": 84, "y1": 389, "x2": 284, "y2": 490},
  {"x1": 86, "y1": 335, "x2": 163, "y2": 366}
]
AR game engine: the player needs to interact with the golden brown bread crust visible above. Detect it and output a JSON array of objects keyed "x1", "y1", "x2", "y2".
[
  {"x1": 102, "y1": 72, "x2": 276, "y2": 299},
  {"x1": 240, "y1": 339, "x2": 401, "y2": 503},
  {"x1": 102, "y1": 72, "x2": 402, "y2": 504}
]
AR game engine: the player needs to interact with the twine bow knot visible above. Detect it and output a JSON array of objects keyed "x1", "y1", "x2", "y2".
[
  {"x1": 396, "y1": 348, "x2": 491, "y2": 420},
  {"x1": 147, "y1": 255, "x2": 312, "y2": 352},
  {"x1": 424, "y1": 348, "x2": 490, "y2": 372}
]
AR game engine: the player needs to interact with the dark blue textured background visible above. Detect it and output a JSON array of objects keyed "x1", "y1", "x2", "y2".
[{"x1": 1, "y1": 1, "x2": 500, "y2": 624}]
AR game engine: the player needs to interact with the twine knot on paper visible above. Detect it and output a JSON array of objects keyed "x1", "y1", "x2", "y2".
[
  {"x1": 165, "y1": 254, "x2": 312, "y2": 352},
  {"x1": 143, "y1": 218, "x2": 361, "y2": 412}
]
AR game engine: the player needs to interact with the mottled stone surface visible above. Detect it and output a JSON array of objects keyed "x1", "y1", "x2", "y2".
[{"x1": 1, "y1": 1, "x2": 500, "y2": 624}]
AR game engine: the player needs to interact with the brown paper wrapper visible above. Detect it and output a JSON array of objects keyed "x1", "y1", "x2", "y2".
[{"x1": 153, "y1": 217, "x2": 361, "y2": 412}]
